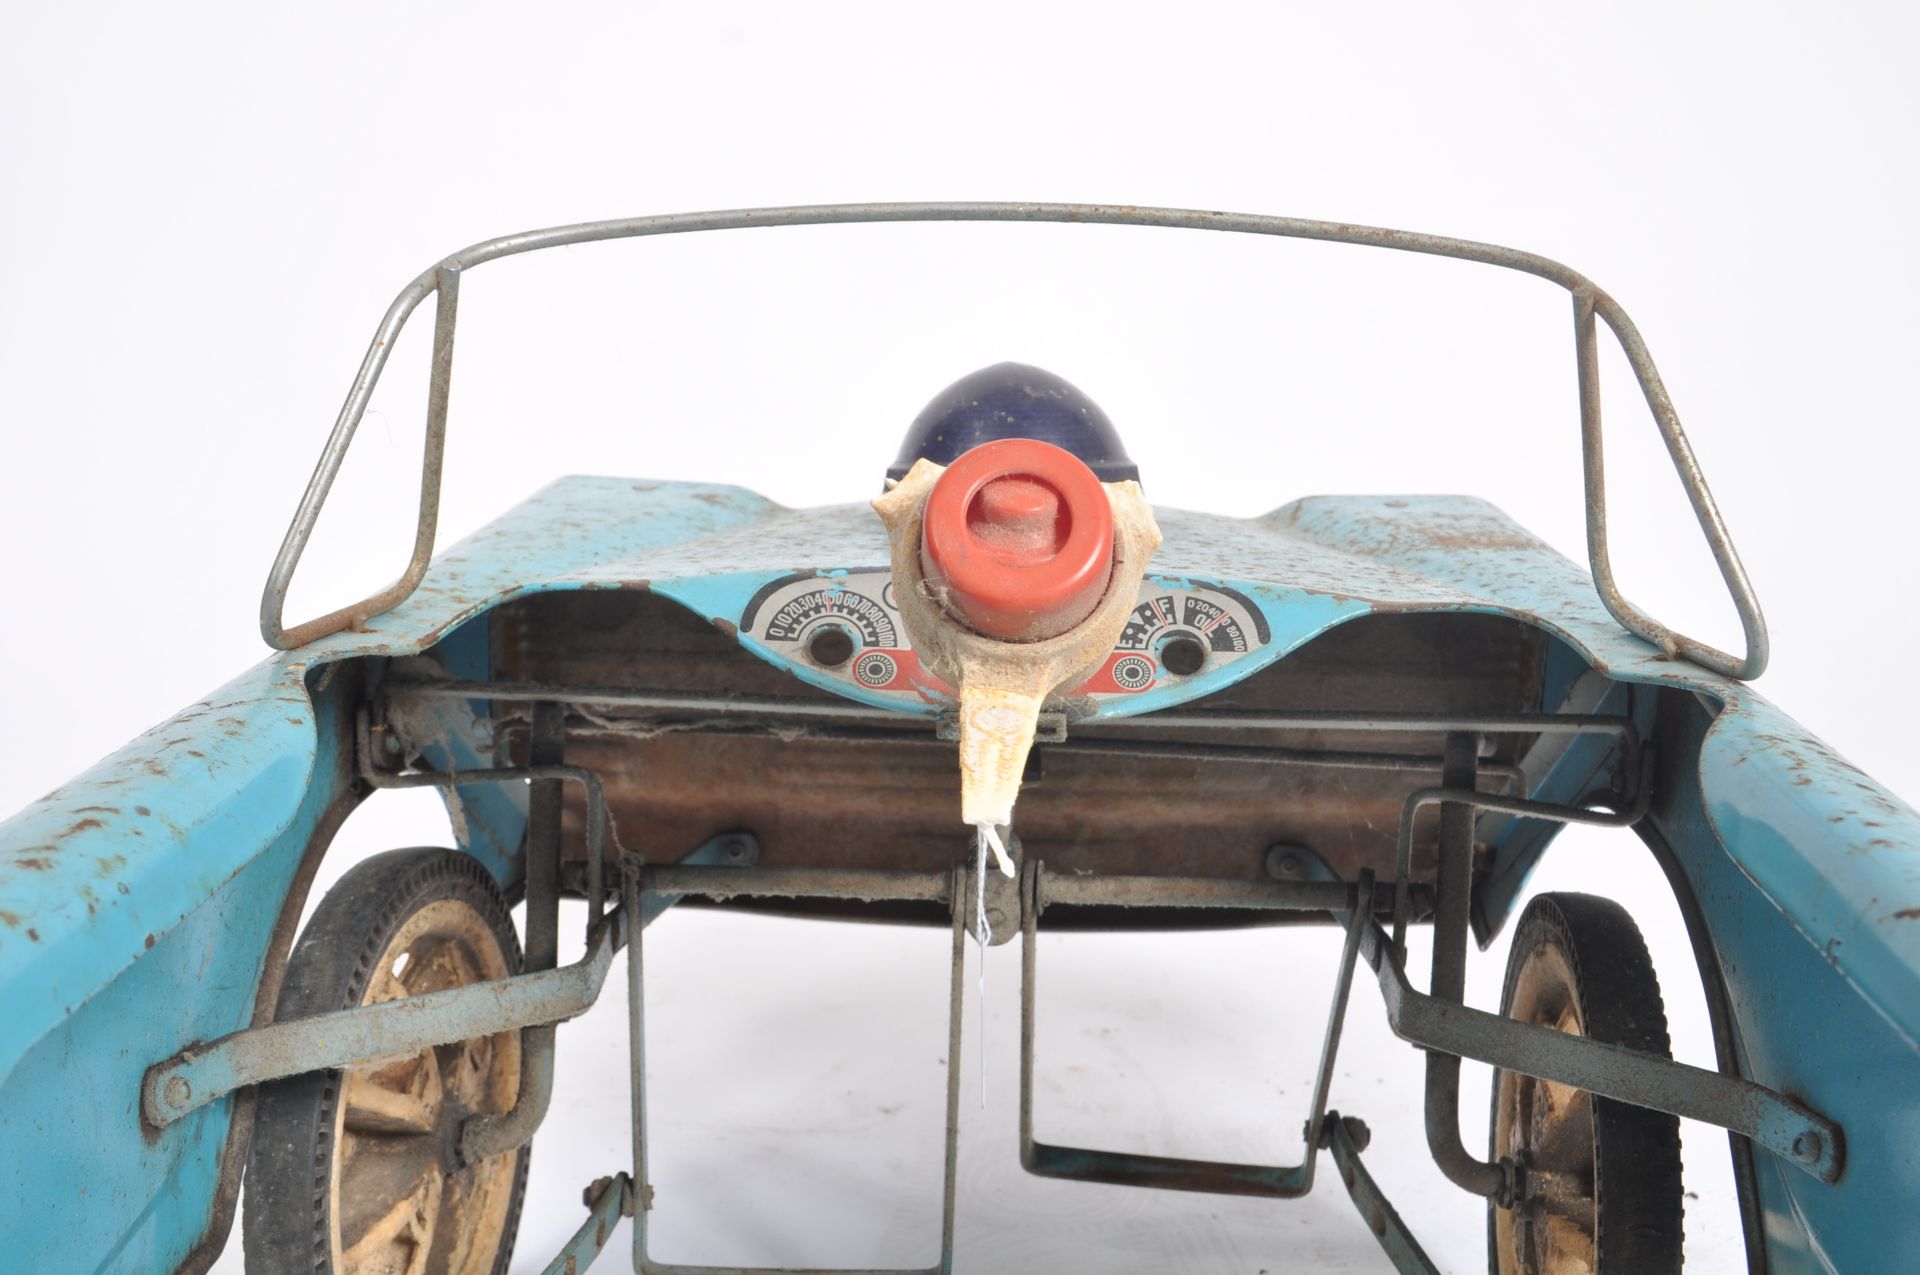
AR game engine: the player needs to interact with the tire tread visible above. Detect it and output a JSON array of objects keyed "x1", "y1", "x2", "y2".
[
  {"x1": 241, "y1": 848, "x2": 529, "y2": 1275},
  {"x1": 1488, "y1": 891, "x2": 1684, "y2": 1274}
]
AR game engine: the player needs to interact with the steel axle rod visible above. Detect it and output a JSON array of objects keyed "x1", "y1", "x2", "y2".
[
  {"x1": 1358, "y1": 920, "x2": 1843, "y2": 1183},
  {"x1": 143, "y1": 912, "x2": 625, "y2": 1128}
]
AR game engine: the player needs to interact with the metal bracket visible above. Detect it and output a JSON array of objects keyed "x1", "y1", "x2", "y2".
[
  {"x1": 623, "y1": 856, "x2": 965, "y2": 1275},
  {"x1": 539, "y1": 1173, "x2": 633, "y2": 1275},
  {"x1": 631, "y1": 831, "x2": 762, "y2": 928},
  {"x1": 1264, "y1": 841, "x2": 1340, "y2": 884},
  {"x1": 355, "y1": 705, "x2": 614, "y2": 927},
  {"x1": 1321, "y1": 1112, "x2": 1442, "y2": 1275},
  {"x1": 144, "y1": 910, "x2": 626, "y2": 1128},
  {"x1": 140, "y1": 822, "x2": 766, "y2": 1131},
  {"x1": 938, "y1": 710, "x2": 1067, "y2": 744},
  {"x1": 1369, "y1": 746, "x2": 1843, "y2": 1184},
  {"x1": 1016, "y1": 863, "x2": 1374, "y2": 1198},
  {"x1": 1358, "y1": 917, "x2": 1844, "y2": 1183}
]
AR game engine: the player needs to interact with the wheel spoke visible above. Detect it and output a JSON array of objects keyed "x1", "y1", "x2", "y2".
[
  {"x1": 442, "y1": 1033, "x2": 495, "y2": 1109},
  {"x1": 344, "y1": 1050, "x2": 443, "y2": 1136},
  {"x1": 410, "y1": 935, "x2": 480, "y2": 997},
  {"x1": 433, "y1": 1160, "x2": 510, "y2": 1274},
  {"x1": 1531, "y1": 1086, "x2": 1594, "y2": 1174},
  {"x1": 438, "y1": 935, "x2": 482, "y2": 988},
  {"x1": 1540, "y1": 1211, "x2": 1597, "y2": 1274},
  {"x1": 338, "y1": 1143, "x2": 443, "y2": 1269},
  {"x1": 1514, "y1": 1075, "x2": 1539, "y2": 1153},
  {"x1": 1527, "y1": 1168, "x2": 1596, "y2": 1221}
]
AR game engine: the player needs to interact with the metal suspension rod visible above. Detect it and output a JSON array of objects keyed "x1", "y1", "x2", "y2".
[
  {"x1": 461, "y1": 699, "x2": 564, "y2": 1163},
  {"x1": 622, "y1": 854, "x2": 967, "y2": 1274},
  {"x1": 1421, "y1": 733, "x2": 1508, "y2": 1200}
]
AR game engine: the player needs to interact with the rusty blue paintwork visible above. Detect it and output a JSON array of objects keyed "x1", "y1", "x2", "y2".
[
  {"x1": 143, "y1": 913, "x2": 625, "y2": 1129},
  {"x1": 0, "y1": 478, "x2": 774, "y2": 1273},
  {"x1": 1323, "y1": 1114, "x2": 1440, "y2": 1274},
  {"x1": 542, "y1": 1175, "x2": 632, "y2": 1275},
  {"x1": 1, "y1": 475, "x2": 1916, "y2": 1272},
  {"x1": 0, "y1": 669, "x2": 349, "y2": 1271}
]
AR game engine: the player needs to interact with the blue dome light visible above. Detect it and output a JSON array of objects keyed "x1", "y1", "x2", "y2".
[{"x1": 887, "y1": 363, "x2": 1139, "y2": 486}]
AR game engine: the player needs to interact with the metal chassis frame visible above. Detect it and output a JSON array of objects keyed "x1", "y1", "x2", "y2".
[
  {"x1": 144, "y1": 857, "x2": 1841, "y2": 1268},
  {"x1": 138, "y1": 698, "x2": 1845, "y2": 1271},
  {"x1": 1018, "y1": 864, "x2": 1378, "y2": 1198},
  {"x1": 625, "y1": 859, "x2": 968, "y2": 1275},
  {"x1": 260, "y1": 202, "x2": 1767, "y2": 680}
]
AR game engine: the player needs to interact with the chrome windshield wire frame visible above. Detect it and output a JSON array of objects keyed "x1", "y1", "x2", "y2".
[{"x1": 259, "y1": 203, "x2": 1767, "y2": 680}]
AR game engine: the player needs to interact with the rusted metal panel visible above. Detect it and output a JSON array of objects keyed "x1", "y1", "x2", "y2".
[
  {"x1": 489, "y1": 591, "x2": 1545, "y2": 894},
  {"x1": 0, "y1": 669, "x2": 360, "y2": 1272},
  {"x1": 1642, "y1": 693, "x2": 1920, "y2": 1269},
  {"x1": 1700, "y1": 688, "x2": 1920, "y2": 1050}
]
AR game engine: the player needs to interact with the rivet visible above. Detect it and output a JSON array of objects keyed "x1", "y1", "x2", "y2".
[{"x1": 1265, "y1": 844, "x2": 1311, "y2": 880}]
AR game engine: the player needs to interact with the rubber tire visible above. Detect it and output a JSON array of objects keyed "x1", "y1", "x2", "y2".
[
  {"x1": 242, "y1": 848, "x2": 530, "y2": 1275},
  {"x1": 1487, "y1": 891, "x2": 1684, "y2": 1274}
]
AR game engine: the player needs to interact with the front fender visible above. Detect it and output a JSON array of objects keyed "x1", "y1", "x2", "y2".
[
  {"x1": 1651, "y1": 690, "x2": 1920, "y2": 1274},
  {"x1": 0, "y1": 658, "x2": 348, "y2": 1273}
]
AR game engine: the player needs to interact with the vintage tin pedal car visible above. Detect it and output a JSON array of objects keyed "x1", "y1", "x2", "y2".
[{"x1": 2, "y1": 205, "x2": 1915, "y2": 1275}]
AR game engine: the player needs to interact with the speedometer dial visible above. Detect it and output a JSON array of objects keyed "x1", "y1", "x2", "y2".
[
  {"x1": 761, "y1": 587, "x2": 897, "y2": 648},
  {"x1": 740, "y1": 570, "x2": 1268, "y2": 704}
]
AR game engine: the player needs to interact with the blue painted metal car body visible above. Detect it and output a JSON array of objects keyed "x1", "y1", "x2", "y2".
[
  {"x1": 2, "y1": 203, "x2": 1915, "y2": 1274},
  {"x1": 2, "y1": 473, "x2": 1915, "y2": 1273}
]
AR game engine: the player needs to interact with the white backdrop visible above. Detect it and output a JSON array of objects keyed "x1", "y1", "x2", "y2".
[{"x1": 2, "y1": 5, "x2": 1914, "y2": 1272}]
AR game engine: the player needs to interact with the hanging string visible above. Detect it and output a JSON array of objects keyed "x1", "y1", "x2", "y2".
[{"x1": 978, "y1": 822, "x2": 1016, "y2": 877}]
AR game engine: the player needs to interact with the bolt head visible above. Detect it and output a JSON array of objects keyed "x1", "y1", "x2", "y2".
[
  {"x1": 1265, "y1": 844, "x2": 1309, "y2": 880},
  {"x1": 1495, "y1": 1155, "x2": 1526, "y2": 1209}
]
